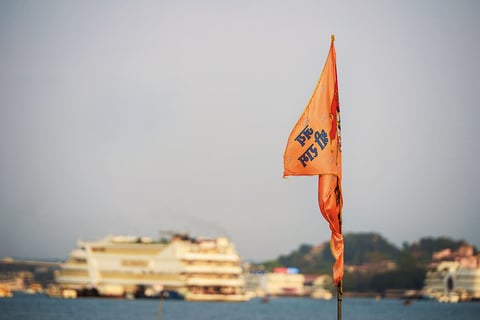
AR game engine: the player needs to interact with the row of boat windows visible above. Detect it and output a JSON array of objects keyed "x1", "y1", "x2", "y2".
[
  {"x1": 185, "y1": 274, "x2": 240, "y2": 279},
  {"x1": 67, "y1": 258, "x2": 239, "y2": 267},
  {"x1": 188, "y1": 286, "x2": 244, "y2": 295},
  {"x1": 183, "y1": 260, "x2": 239, "y2": 267},
  {"x1": 58, "y1": 270, "x2": 242, "y2": 281},
  {"x1": 90, "y1": 247, "x2": 161, "y2": 255},
  {"x1": 58, "y1": 270, "x2": 182, "y2": 280},
  {"x1": 80, "y1": 247, "x2": 234, "y2": 256}
]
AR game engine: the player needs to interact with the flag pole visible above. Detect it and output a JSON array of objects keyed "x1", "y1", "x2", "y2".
[
  {"x1": 283, "y1": 33, "x2": 343, "y2": 320},
  {"x1": 331, "y1": 33, "x2": 343, "y2": 320},
  {"x1": 337, "y1": 210, "x2": 343, "y2": 320}
]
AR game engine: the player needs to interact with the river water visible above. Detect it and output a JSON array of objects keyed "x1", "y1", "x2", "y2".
[{"x1": 1, "y1": 293, "x2": 479, "y2": 320}]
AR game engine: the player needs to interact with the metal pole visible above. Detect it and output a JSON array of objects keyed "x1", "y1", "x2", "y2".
[
  {"x1": 158, "y1": 294, "x2": 164, "y2": 320},
  {"x1": 338, "y1": 209, "x2": 343, "y2": 320},
  {"x1": 337, "y1": 280, "x2": 343, "y2": 320}
]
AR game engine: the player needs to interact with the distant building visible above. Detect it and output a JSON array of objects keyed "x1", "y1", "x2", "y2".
[
  {"x1": 423, "y1": 245, "x2": 480, "y2": 302},
  {"x1": 260, "y1": 271, "x2": 305, "y2": 296},
  {"x1": 244, "y1": 268, "x2": 332, "y2": 299}
]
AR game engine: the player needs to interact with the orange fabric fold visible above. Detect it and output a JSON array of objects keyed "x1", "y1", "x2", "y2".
[{"x1": 318, "y1": 174, "x2": 343, "y2": 285}]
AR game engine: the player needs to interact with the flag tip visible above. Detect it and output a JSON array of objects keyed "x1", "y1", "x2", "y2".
[{"x1": 331, "y1": 34, "x2": 335, "y2": 42}]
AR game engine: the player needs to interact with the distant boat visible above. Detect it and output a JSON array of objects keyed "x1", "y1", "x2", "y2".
[
  {"x1": 310, "y1": 275, "x2": 333, "y2": 300},
  {"x1": 436, "y1": 292, "x2": 460, "y2": 304},
  {"x1": 133, "y1": 286, "x2": 184, "y2": 300},
  {"x1": 55, "y1": 233, "x2": 250, "y2": 302},
  {"x1": 0, "y1": 286, "x2": 13, "y2": 298}
]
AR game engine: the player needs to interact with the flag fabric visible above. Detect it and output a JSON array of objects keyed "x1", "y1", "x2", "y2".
[{"x1": 283, "y1": 36, "x2": 343, "y2": 285}]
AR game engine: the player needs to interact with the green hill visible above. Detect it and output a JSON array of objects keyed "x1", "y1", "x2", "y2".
[
  {"x1": 255, "y1": 232, "x2": 474, "y2": 293},
  {"x1": 270, "y1": 232, "x2": 401, "y2": 274}
]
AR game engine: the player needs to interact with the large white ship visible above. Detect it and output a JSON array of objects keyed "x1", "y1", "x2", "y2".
[{"x1": 55, "y1": 233, "x2": 250, "y2": 301}]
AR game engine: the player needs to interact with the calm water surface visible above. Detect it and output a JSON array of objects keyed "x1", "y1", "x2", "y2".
[{"x1": 1, "y1": 294, "x2": 480, "y2": 320}]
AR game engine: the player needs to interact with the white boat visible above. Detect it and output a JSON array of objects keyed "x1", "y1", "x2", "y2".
[
  {"x1": 55, "y1": 233, "x2": 250, "y2": 301},
  {"x1": 436, "y1": 291, "x2": 460, "y2": 303},
  {"x1": 310, "y1": 275, "x2": 333, "y2": 300}
]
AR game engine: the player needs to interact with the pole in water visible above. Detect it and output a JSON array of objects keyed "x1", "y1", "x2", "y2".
[
  {"x1": 337, "y1": 280, "x2": 343, "y2": 320},
  {"x1": 158, "y1": 291, "x2": 164, "y2": 320}
]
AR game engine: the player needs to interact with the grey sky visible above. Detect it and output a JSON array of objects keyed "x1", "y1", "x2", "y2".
[{"x1": 1, "y1": 0, "x2": 479, "y2": 261}]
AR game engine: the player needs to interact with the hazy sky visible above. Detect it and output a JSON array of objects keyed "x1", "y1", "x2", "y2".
[{"x1": 1, "y1": 0, "x2": 479, "y2": 262}]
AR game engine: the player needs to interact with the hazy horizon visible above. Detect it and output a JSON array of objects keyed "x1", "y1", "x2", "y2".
[{"x1": 2, "y1": 231, "x2": 476, "y2": 263}]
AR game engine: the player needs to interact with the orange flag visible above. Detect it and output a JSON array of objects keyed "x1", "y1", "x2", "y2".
[{"x1": 283, "y1": 35, "x2": 343, "y2": 285}]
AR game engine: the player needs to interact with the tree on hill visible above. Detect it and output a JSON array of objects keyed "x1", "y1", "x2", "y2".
[
  {"x1": 277, "y1": 243, "x2": 333, "y2": 274},
  {"x1": 269, "y1": 233, "x2": 400, "y2": 274},
  {"x1": 403, "y1": 236, "x2": 472, "y2": 265},
  {"x1": 343, "y1": 232, "x2": 401, "y2": 265}
]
